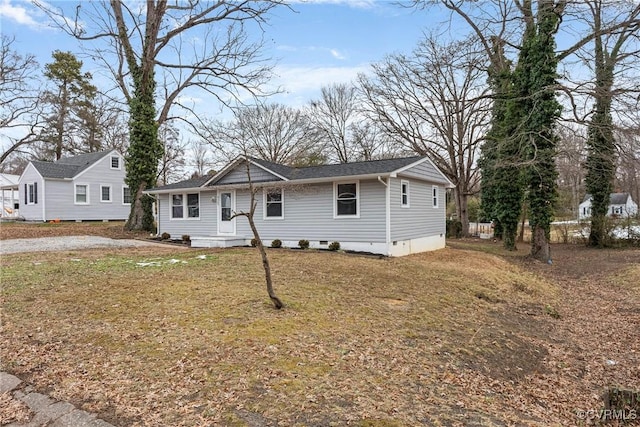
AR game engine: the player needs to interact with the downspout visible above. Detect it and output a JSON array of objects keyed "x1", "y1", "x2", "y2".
[
  {"x1": 378, "y1": 176, "x2": 391, "y2": 255},
  {"x1": 41, "y1": 179, "x2": 46, "y2": 222},
  {"x1": 147, "y1": 193, "x2": 159, "y2": 236}
]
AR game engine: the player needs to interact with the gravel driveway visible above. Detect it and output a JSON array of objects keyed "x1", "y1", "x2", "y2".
[{"x1": 0, "y1": 236, "x2": 159, "y2": 254}]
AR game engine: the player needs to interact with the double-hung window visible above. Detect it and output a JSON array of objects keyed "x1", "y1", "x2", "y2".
[
  {"x1": 27, "y1": 183, "x2": 38, "y2": 204},
  {"x1": 122, "y1": 187, "x2": 132, "y2": 205},
  {"x1": 171, "y1": 193, "x2": 200, "y2": 219},
  {"x1": 111, "y1": 156, "x2": 120, "y2": 169},
  {"x1": 264, "y1": 188, "x2": 284, "y2": 219},
  {"x1": 401, "y1": 180, "x2": 410, "y2": 207},
  {"x1": 335, "y1": 182, "x2": 358, "y2": 217},
  {"x1": 101, "y1": 185, "x2": 112, "y2": 202},
  {"x1": 75, "y1": 184, "x2": 89, "y2": 204}
]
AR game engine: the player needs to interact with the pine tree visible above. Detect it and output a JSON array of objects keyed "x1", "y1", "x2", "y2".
[{"x1": 41, "y1": 50, "x2": 97, "y2": 160}]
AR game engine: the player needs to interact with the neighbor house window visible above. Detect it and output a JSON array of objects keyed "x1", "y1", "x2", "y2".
[
  {"x1": 122, "y1": 186, "x2": 132, "y2": 204},
  {"x1": 75, "y1": 184, "x2": 89, "y2": 204},
  {"x1": 101, "y1": 185, "x2": 112, "y2": 202},
  {"x1": 27, "y1": 183, "x2": 38, "y2": 204},
  {"x1": 401, "y1": 180, "x2": 410, "y2": 207},
  {"x1": 335, "y1": 182, "x2": 359, "y2": 217},
  {"x1": 264, "y1": 188, "x2": 284, "y2": 219},
  {"x1": 111, "y1": 156, "x2": 120, "y2": 169},
  {"x1": 171, "y1": 193, "x2": 199, "y2": 219},
  {"x1": 432, "y1": 185, "x2": 439, "y2": 208}
]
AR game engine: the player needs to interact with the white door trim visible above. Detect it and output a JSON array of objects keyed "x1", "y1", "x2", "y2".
[{"x1": 217, "y1": 189, "x2": 236, "y2": 235}]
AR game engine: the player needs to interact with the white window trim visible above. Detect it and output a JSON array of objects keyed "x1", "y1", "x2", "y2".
[
  {"x1": 122, "y1": 186, "x2": 131, "y2": 205},
  {"x1": 110, "y1": 156, "x2": 121, "y2": 170},
  {"x1": 169, "y1": 192, "x2": 200, "y2": 220},
  {"x1": 432, "y1": 185, "x2": 439, "y2": 209},
  {"x1": 100, "y1": 184, "x2": 112, "y2": 203},
  {"x1": 401, "y1": 180, "x2": 410, "y2": 208},
  {"x1": 333, "y1": 180, "x2": 360, "y2": 219},
  {"x1": 74, "y1": 183, "x2": 90, "y2": 205},
  {"x1": 27, "y1": 183, "x2": 36, "y2": 205},
  {"x1": 263, "y1": 188, "x2": 284, "y2": 220}
]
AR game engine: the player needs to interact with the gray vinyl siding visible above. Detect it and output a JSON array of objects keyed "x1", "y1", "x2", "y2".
[
  {"x1": 399, "y1": 160, "x2": 449, "y2": 185},
  {"x1": 233, "y1": 180, "x2": 387, "y2": 242},
  {"x1": 42, "y1": 155, "x2": 129, "y2": 221},
  {"x1": 213, "y1": 163, "x2": 283, "y2": 185},
  {"x1": 390, "y1": 177, "x2": 445, "y2": 241},
  {"x1": 17, "y1": 164, "x2": 45, "y2": 221},
  {"x1": 157, "y1": 191, "x2": 217, "y2": 238}
]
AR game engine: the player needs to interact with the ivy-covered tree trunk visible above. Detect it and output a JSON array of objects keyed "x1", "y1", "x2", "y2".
[
  {"x1": 480, "y1": 37, "x2": 512, "y2": 243},
  {"x1": 111, "y1": 1, "x2": 164, "y2": 232},
  {"x1": 585, "y1": 3, "x2": 616, "y2": 248},
  {"x1": 125, "y1": 70, "x2": 161, "y2": 231},
  {"x1": 524, "y1": 2, "x2": 563, "y2": 262}
]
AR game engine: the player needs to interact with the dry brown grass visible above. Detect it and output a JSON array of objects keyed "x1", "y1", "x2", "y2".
[
  {"x1": 2, "y1": 231, "x2": 639, "y2": 426},
  {"x1": 1, "y1": 244, "x2": 562, "y2": 426}
]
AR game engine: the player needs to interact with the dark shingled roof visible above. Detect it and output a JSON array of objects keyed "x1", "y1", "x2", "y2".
[
  {"x1": 582, "y1": 193, "x2": 631, "y2": 204},
  {"x1": 150, "y1": 175, "x2": 212, "y2": 191},
  {"x1": 32, "y1": 151, "x2": 113, "y2": 179},
  {"x1": 249, "y1": 156, "x2": 424, "y2": 180},
  {"x1": 149, "y1": 155, "x2": 431, "y2": 192}
]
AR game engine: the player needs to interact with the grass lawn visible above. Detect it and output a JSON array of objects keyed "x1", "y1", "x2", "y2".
[{"x1": 1, "y1": 225, "x2": 639, "y2": 426}]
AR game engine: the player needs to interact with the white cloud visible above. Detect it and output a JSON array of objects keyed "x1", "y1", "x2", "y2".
[
  {"x1": 0, "y1": 0, "x2": 40, "y2": 28},
  {"x1": 269, "y1": 63, "x2": 370, "y2": 105},
  {"x1": 330, "y1": 48, "x2": 346, "y2": 60}
]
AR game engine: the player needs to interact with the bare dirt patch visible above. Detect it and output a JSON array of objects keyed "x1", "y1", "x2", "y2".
[{"x1": 0, "y1": 221, "x2": 148, "y2": 240}]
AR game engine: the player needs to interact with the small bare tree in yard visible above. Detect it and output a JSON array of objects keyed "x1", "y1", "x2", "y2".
[{"x1": 231, "y1": 159, "x2": 284, "y2": 310}]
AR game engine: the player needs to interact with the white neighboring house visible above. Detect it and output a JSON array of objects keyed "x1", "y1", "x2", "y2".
[
  {"x1": 579, "y1": 193, "x2": 639, "y2": 220},
  {"x1": 18, "y1": 150, "x2": 131, "y2": 221},
  {"x1": 0, "y1": 173, "x2": 20, "y2": 218},
  {"x1": 146, "y1": 155, "x2": 454, "y2": 257}
]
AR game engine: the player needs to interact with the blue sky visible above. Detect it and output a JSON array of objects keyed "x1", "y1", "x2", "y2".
[{"x1": 0, "y1": 0, "x2": 442, "y2": 109}]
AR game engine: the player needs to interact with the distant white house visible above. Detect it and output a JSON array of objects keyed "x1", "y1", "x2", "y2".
[
  {"x1": 578, "y1": 193, "x2": 638, "y2": 220},
  {"x1": 0, "y1": 173, "x2": 20, "y2": 218},
  {"x1": 18, "y1": 150, "x2": 131, "y2": 222}
]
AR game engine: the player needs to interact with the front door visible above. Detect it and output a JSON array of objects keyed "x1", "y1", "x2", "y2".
[{"x1": 218, "y1": 190, "x2": 235, "y2": 234}]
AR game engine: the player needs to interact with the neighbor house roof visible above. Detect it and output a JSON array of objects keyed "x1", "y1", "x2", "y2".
[
  {"x1": 148, "y1": 155, "x2": 452, "y2": 193},
  {"x1": 31, "y1": 151, "x2": 115, "y2": 179},
  {"x1": 582, "y1": 193, "x2": 632, "y2": 204}
]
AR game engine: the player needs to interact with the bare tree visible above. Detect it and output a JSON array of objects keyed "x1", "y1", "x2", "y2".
[
  {"x1": 200, "y1": 103, "x2": 324, "y2": 166},
  {"x1": 359, "y1": 35, "x2": 491, "y2": 236},
  {"x1": 157, "y1": 122, "x2": 187, "y2": 185},
  {"x1": 0, "y1": 35, "x2": 42, "y2": 165},
  {"x1": 308, "y1": 83, "x2": 394, "y2": 163},
  {"x1": 555, "y1": 125, "x2": 587, "y2": 219},
  {"x1": 39, "y1": 1, "x2": 287, "y2": 230}
]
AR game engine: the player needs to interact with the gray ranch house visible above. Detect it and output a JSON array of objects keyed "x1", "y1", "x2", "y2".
[
  {"x1": 147, "y1": 155, "x2": 454, "y2": 257},
  {"x1": 18, "y1": 150, "x2": 131, "y2": 222}
]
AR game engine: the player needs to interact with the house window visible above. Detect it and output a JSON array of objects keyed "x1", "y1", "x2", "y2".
[
  {"x1": 264, "y1": 188, "x2": 284, "y2": 219},
  {"x1": 27, "y1": 183, "x2": 37, "y2": 204},
  {"x1": 111, "y1": 156, "x2": 120, "y2": 169},
  {"x1": 401, "y1": 180, "x2": 410, "y2": 207},
  {"x1": 171, "y1": 193, "x2": 199, "y2": 219},
  {"x1": 75, "y1": 184, "x2": 89, "y2": 204},
  {"x1": 123, "y1": 186, "x2": 132, "y2": 204},
  {"x1": 101, "y1": 185, "x2": 112, "y2": 202},
  {"x1": 187, "y1": 193, "x2": 199, "y2": 218},
  {"x1": 171, "y1": 194, "x2": 183, "y2": 218},
  {"x1": 335, "y1": 182, "x2": 358, "y2": 217},
  {"x1": 432, "y1": 185, "x2": 439, "y2": 208}
]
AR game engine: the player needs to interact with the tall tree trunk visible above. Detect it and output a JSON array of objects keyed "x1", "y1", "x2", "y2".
[{"x1": 454, "y1": 187, "x2": 470, "y2": 237}]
